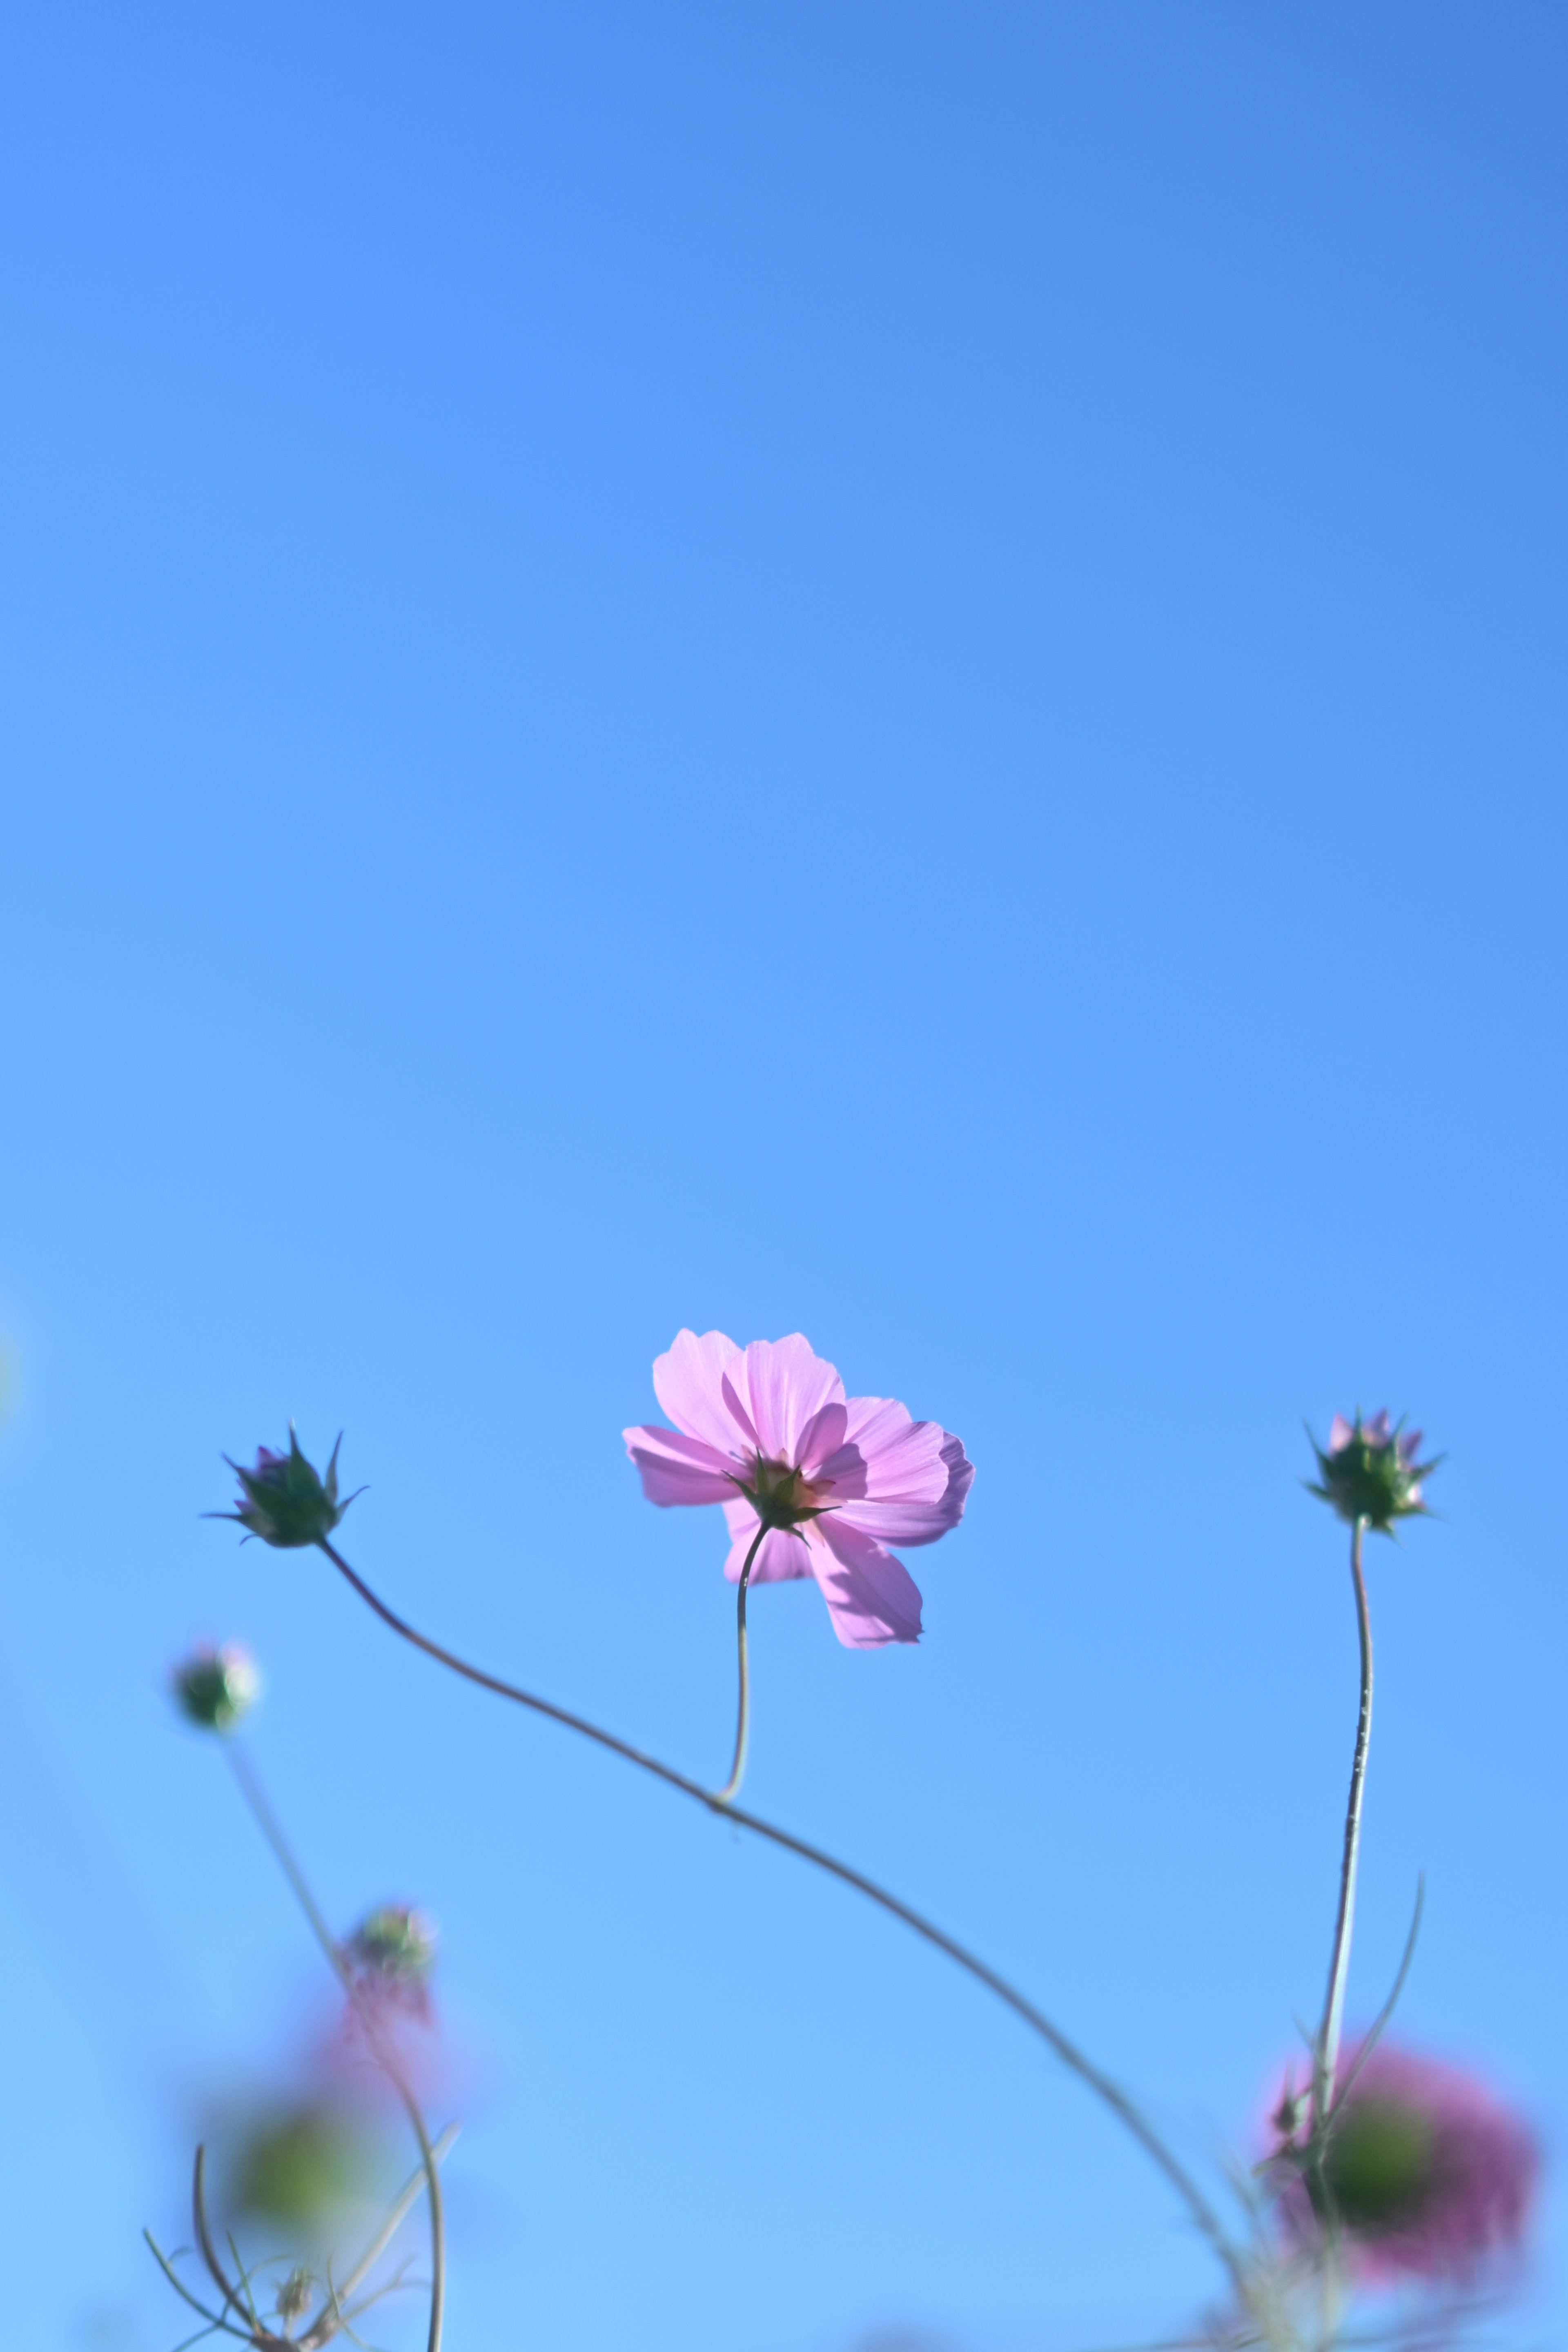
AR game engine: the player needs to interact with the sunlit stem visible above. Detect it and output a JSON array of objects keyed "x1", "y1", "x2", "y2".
[
  {"x1": 714, "y1": 1521, "x2": 767, "y2": 1805},
  {"x1": 223, "y1": 1741, "x2": 447, "y2": 2352},
  {"x1": 316, "y1": 1535, "x2": 1251, "y2": 2303},
  {"x1": 1311, "y1": 1515, "x2": 1373, "y2": 2137},
  {"x1": 334, "y1": 2120, "x2": 460, "y2": 2312}
]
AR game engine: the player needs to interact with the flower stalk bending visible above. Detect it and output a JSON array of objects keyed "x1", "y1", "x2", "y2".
[{"x1": 313, "y1": 1532, "x2": 1248, "y2": 2300}]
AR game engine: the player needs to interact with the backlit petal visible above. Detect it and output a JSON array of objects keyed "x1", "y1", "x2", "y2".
[
  {"x1": 735, "y1": 1335, "x2": 845, "y2": 1462},
  {"x1": 651, "y1": 1330, "x2": 748, "y2": 1454},
  {"x1": 796, "y1": 1400, "x2": 849, "y2": 1476},
  {"x1": 810, "y1": 1516, "x2": 924, "y2": 1648},
  {"x1": 623, "y1": 1423, "x2": 738, "y2": 1507}
]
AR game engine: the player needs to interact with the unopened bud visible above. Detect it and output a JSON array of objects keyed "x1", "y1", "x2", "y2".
[
  {"x1": 275, "y1": 2267, "x2": 313, "y2": 2323},
  {"x1": 172, "y1": 1641, "x2": 261, "y2": 1733},
  {"x1": 348, "y1": 1902, "x2": 438, "y2": 1987},
  {"x1": 212, "y1": 1424, "x2": 356, "y2": 1549},
  {"x1": 1307, "y1": 1411, "x2": 1439, "y2": 1534}
]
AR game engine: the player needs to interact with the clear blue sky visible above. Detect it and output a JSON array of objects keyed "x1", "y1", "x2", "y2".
[{"x1": 1, "y1": 7, "x2": 1564, "y2": 2348}]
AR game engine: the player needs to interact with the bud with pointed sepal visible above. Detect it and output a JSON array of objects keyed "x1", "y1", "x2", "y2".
[
  {"x1": 212, "y1": 1424, "x2": 358, "y2": 1549},
  {"x1": 1306, "y1": 1410, "x2": 1440, "y2": 1533}
]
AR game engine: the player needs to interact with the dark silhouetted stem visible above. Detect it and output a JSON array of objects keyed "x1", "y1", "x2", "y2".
[
  {"x1": 224, "y1": 1741, "x2": 445, "y2": 2352},
  {"x1": 191, "y1": 2145, "x2": 247, "y2": 2326},
  {"x1": 714, "y1": 1521, "x2": 767, "y2": 1805},
  {"x1": 1312, "y1": 1516, "x2": 1373, "y2": 2135},
  {"x1": 317, "y1": 1536, "x2": 1248, "y2": 2299}
]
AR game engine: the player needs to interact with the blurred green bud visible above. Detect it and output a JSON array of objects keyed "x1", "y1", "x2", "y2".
[
  {"x1": 231, "y1": 2103, "x2": 376, "y2": 2231},
  {"x1": 213, "y1": 1425, "x2": 356, "y2": 1549},
  {"x1": 1307, "y1": 1410, "x2": 1439, "y2": 1534},
  {"x1": 348, "y1": 1902, "x2": 438, "y2": 1987},
  {"x1": 1324, "y1": 2099, "x2": 1439, "y2": 2232},
  {"x1": 173, "y1": 1642, "x2": 261, "y2": 1734}
]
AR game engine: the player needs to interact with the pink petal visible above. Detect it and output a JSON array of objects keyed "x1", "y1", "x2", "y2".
[
  {"x1": 816, "y1": 1401, "x2": 973, "y2": 1544},
  {"x1": 842, "y1": 1394, "x2": 919, "y2": 1446},
  {"x1": 623, "y1": 1424, "x2": 738, "y2": 1507},
  {"x1": 734, "y1": 1336, "x2": 845, "y2": 1463},
  {"x1": 1400, "y1": 1428, "x2": 1424, "y2": 1465},
  {"x1": 1365, "y1": 1409, "x2": 1392, "y2": 1445},
  {"x1": 721, "y1": 1497, "x2": 813, "y2": 1584},
  {"x1": 820, "y1": 1396, "x2": 912, "y2": 1497},
  {"x1": 809, "y1": 1516, "x2": 924, "y2": 1648},
  {"x1": 1328, "y1": 1413, "x2": 1354, "y2": 1453},
  {"x1": 651, "y1": 1330, "x2": 748, "y2": 1454},
  {"x1": 939, "y1": 1430, "x2": 976, "y2": 1516},
  {"x1": 844, "y1": 1398, "x2": 950, "y2": 1500},
  {"x1": 833, "y1": 1492, "x2": 961, "y2": 1545},
  {"x1": 719, "y1": 1372, "x2": 760, "y2": 1447},
  {"x1": 796, "y1": 1400, "x2": 849, "y2": 1475}
]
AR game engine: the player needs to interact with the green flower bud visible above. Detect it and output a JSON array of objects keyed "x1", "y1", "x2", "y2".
[
  {"x1": 212, "y1": 1425, "x2": 356, "y2": 1549},
  {"x1": 172, "y1": 1642, "x2": 261, "y2": 1733},
  {"x1": 274, "y1": 2267, "x2": 313, "y2": 2324},
  {"x1": 1307, "y1": 1410, "x2": 1440, "y2": 1534},
  {"x1": 231, "y1": 2103, "x2": 376, "y2": 2230},
  {"x1": 348, "y1": 1902, "x2": 438, "y2": 1987}
]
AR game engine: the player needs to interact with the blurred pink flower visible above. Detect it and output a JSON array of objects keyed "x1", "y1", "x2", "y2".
[
  {"x1": 1275, "y1": 2042, "x2": 1538, "y2": 2285},
  {"x1": 624, "y1": 1330, "x2": 974, "y2": 1648}
]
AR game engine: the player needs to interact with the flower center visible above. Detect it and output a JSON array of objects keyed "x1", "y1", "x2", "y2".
[
  {"x1": 1321, "y1": 2103, "x2": 1439, "y2": 2234},
  {"x1": 733, "y1": 1453, "x2": 830, "y2": 1534}
]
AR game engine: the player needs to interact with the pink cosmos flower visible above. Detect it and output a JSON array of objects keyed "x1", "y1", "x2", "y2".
[
  {"x1": 1274, "y1": 2042, "x2": 1538, "y2": 2285},
  {"x1": 624, "y1": 1330, "x2": 974, "y2": 1648}
]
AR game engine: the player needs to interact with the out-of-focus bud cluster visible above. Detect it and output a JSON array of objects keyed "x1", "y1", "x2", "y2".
[
  {"x1": 1274, "y1": 2042, "x2": 1537, "y2": 2284},
  {"x1": 1307, "y1": 1410, "x2": 1439, "y2": 1533},
  {"x1": 172, "y1": 1641, "x2": 261, "y2": 1734},
  {"x1": 187, "y1": 1924, "x2": 450, "y2": 2268},
  {"x1": 346, "y1": 1902, "x2": 439, "y2": 2026},
  {"x1": 214, "y1": 1425, "x2": 354, "y2": 1549}
]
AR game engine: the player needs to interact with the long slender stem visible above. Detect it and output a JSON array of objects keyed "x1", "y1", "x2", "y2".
[
  {"x1": 223, "y1": 1741, "x2": 446, "y2": 2352},
  {"x1": 1311, "y1": 1517, "x2": 1373, "y2": 2135},
  {"x1": 714, "y1": 1522, "x2": 767, "y2": 1805},
  {"x1": 333, "y1": 2122, "x2": 459, "y2": 2312},
  {"x1": 317, "y1": 1536, "x2": 1249, "y2": 2299}
]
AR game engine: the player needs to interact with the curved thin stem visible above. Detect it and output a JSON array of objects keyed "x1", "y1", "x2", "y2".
[
  {"x1": 317, "y1": 1536, "x2": 1249, "y2": 2299},
  {"x1": 143, "y1": 2225, "x2": 252, "y2": 2343},
  {"x1": 223, "y1": 1741, "x2": 446, "y2": 2352},
  {"x1": 1311, "y1": 1517, "x2": 1373, "y2": 2135},
  {"x1": 714, "y1": 1522, "x2": 767, "y2": 1805},
  {"x1": 191, "y1": 2146, "x2": 246, "y2": 2325}
]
